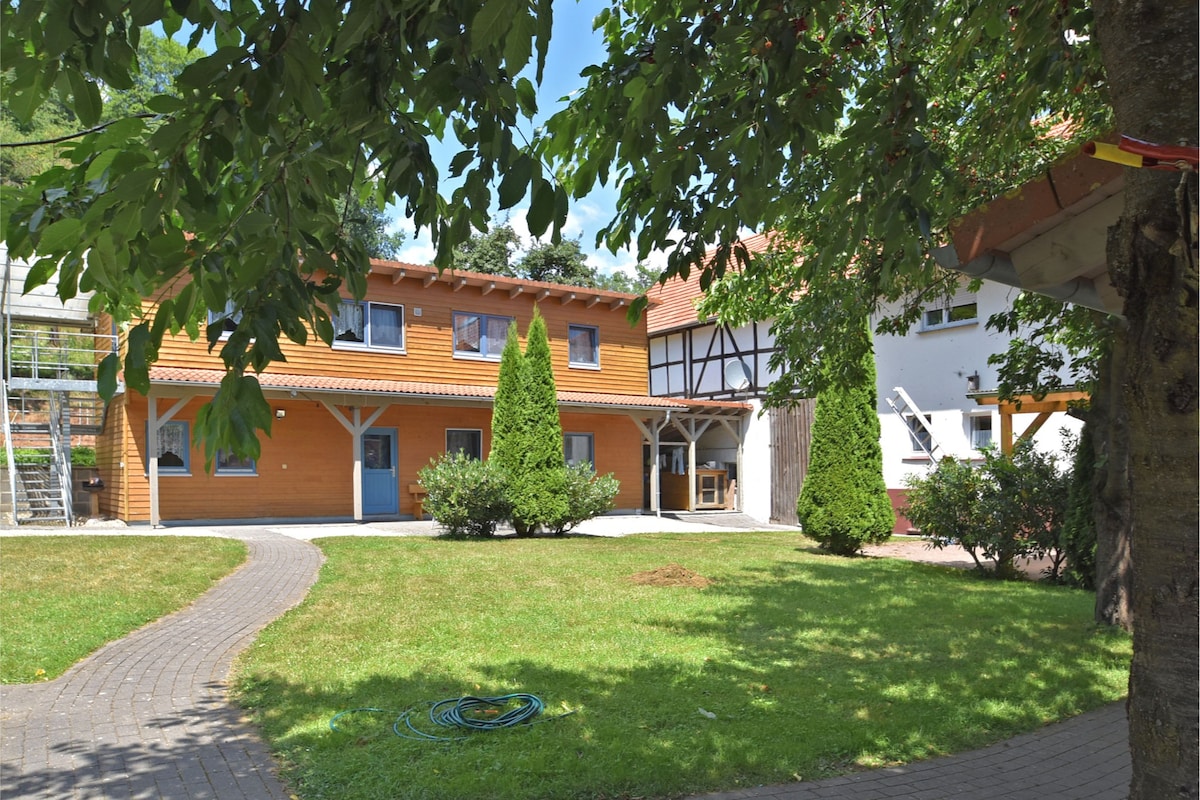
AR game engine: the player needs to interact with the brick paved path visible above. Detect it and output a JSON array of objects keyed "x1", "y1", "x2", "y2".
[
  {"x1": 0, "y1": 522, "x2": 1130, "y2": 800},
  {"x1": 0, "y1": 529, "x2": 322, "y2": 800},
  {"x1": 691, "y1": 701, "x2": 1129, "y2": 800}
]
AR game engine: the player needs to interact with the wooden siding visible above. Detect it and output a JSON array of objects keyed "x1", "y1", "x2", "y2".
[
  {"x1": 150, "y1": 271, "x2": 649, "y2": 396},
  {"x1": 113, "y1": 395, "x2": 648, "y2": 522},
  {"x1": 768, "y1": 401, "x2": 815, "y2": 525}
]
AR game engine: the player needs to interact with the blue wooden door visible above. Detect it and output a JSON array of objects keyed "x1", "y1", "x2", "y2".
[{"x1": 361, "y1": 428, "x2": 398, "y2": 515}]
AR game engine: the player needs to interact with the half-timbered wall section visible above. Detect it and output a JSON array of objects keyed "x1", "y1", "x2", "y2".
[{"x1": 649, "y1": 320, "x2": 778, "y2": 401}]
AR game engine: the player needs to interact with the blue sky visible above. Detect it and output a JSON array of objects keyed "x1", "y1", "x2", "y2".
[{"x1": 390, "y1": 0, "x2": 660, "y2": 277}]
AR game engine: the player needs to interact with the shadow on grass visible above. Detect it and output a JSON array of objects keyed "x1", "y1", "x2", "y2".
[{"x1": 237, "y1": 542, "x2": 1129, "y2": 800}]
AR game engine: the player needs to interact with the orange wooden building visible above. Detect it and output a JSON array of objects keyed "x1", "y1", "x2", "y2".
[{"x1": 94, "y1": 260, "x2": 750, "y2": 525}]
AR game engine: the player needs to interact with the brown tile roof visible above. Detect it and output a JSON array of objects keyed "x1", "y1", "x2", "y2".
[
  {"x1": 147, "y1": 367, "x2": 749, "y2": 413},
  {"x1": 645, "y1": 232, "x2": 779, "y2": 334}
]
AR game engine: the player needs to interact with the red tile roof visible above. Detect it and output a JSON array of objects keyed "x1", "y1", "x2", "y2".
[
  {"x1": 645, "y1": 232, "x2": 779, "y2": 334},
  {"x1": 147, "y1": 367, "x2": 749, "y2": 413}
]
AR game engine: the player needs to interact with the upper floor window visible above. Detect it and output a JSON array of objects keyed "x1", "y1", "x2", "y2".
[
  {"x1": 453, "y1": 312, "x2": 512, "y2": 360},
  {"x1": 207, "y1": 301, "x2": 241, "y2": 337},
  {"x1": 564, "y1": 432, "x2": 594, "y2": 468},
  {"x1": 921, "y1": 296, "x2": 978, "y2": 331},
  {"x1": 568, "y1": 324, "x2": 600, "y2": 368},
  {"x1": 147, "y1": 420, "x2": 190, "y2": 474},
  {"x1": 446, "y1": 429, "x2": 483, "y2": 460},
  {"x1": 216, "y1": 450, "x2": 257, "y2": 475},
  {"x1": 333, "y1": 300, "x2": 405, "y2": 351}
]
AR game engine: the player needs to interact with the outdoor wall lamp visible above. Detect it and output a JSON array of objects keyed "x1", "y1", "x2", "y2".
[{"x1": 275, "y1": 408, "x2": 286, "y2": 419}]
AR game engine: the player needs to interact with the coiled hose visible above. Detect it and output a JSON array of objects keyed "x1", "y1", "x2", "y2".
[{"x1": 330, "y1": 693, "x2": 575, "y2": 742}]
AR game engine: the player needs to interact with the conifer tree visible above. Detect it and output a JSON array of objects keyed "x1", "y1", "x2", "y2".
[
  {"x1": 507, "y1": 307, "x2": 568, "y2": 535},
  {"x1": 797, "y1": 321, "x2": 894, "y2": 555},
  {"x1": 489, "y1": 320, "x2": 525, "y2": 482}
]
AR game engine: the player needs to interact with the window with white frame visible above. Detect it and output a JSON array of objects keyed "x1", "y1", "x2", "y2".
[
  {"x1": 969, "y1": 415, "x2": 993, "y2": 450},
  {"x1": 446, "y1": 429, "x2": 483, "y2": 460},
  {"x1": 147, "y1": 420, "x2": 190, "y2": 474},
  {"x1": 207, "y1": 300, "x2": 241, "y2": 337},
  {"x1": 568, "y1": 324, "x2": 600, "y2": 367},
  {"x1": 332, "y1": 300, "x2": 405, "y2": 350},
  {"x1": 906, "y1": 413, "x2": 934, "y2": 455},
  {"x1": 216, "y1": 450, "x2": 257, "y2": 475},
  {"x1": 453, "y1": 312, "x2": 512, "y2": 359},
  {"x1": 921, "y1": 295, "x2": 978, "y2": 331},
  {"x1": 564, "y1": 433, "x2": 594, "y2": 468}
]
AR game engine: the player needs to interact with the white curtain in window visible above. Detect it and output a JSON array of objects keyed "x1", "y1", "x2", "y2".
[
  {"x1": 334, "y1": 301, "x2": 365, "y2": 342},
  {"x1": 485, "y1": 316, "x2": 510, "y2": 356}
]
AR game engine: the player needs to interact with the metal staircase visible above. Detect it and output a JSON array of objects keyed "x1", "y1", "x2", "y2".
[
  {"x1": 2, "y1": 327, "x2": 114, "y2": 525},
  {"x1": 885, "y1": 386, "x2": 946, "y2": 462}
]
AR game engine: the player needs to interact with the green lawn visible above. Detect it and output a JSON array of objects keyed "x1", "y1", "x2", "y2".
[
  {"x1": 0, "y1": 535, "x2": 247, "y2": 683},
  {"x1": 233, "y1": 531, "x2": 1130, "y2": 800}
]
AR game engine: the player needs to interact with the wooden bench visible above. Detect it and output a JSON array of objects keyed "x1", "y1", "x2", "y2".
[{"x1": 408, "y1": 483, "x2": 428, "y2": 520}]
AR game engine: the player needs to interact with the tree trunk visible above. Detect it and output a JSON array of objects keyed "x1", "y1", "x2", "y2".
[
  {"x1": 1091, "y1": 326, "x2": 1133, "y2": 630},
  {"x1": 1094, "y1": 3, "x2": 1199, "y2": 797}
]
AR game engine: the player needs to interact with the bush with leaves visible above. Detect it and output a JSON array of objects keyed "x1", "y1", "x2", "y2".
[
  {"x1": 417, "y1": 452, "x2": 510, "y2": 538},
  {"x1": 1060, "y1": 426, "x2": 1097, "y2": 588},
  {"x1": 545, "y1": 465, "x2": 621, "y2": 536},
  {"x1": 902, "y1": 457, "x2": 991, "y2": 573},
  {"x1": 904, "y1": 440, "x2": 1071, "y2": 580}
]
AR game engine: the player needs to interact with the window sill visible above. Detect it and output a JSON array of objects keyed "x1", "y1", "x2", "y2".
[
  {"x1": 568, "y1": 362, "x2": 601, "y2": 371},
  {"x1": 215, "y1": 472, "x2": 258, "y2": 477},
  {"x1": 332, "y1": 342, "x2": 406, "y2": 354},
  {"x1": 453, "y1": 352, "x2": 503, "y2": 362},
  {"x1": 918, "y1": 319, "x2": 978, "y2": 334},
  {"x1": 144, "y1": 472, "x2": 192, "y2": 477}
]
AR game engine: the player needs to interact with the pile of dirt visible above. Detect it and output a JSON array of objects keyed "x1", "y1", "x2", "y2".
[{"x1": 629, "y1": 563, "x2": 713, "y2": 588}]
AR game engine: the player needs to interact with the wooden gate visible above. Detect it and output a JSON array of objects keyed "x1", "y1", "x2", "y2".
[{"x1": 768, "y1": 400, "x2": 815, "y2": 525}]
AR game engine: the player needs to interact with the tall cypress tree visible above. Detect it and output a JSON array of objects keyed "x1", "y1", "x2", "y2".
[
  {"x1": 490, "y1": 320, "x2": 525, "y2": 479},
  {"x1": 797, "y1": 319, "x2": 894, "y2": 555},
  {"x1": 507, "y1": 307, "x2": 568, "y2": 534}
]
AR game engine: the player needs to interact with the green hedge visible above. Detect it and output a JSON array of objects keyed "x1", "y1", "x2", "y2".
[{"x1": 0, "y1": 446, "x2": 96, "y2": 468}]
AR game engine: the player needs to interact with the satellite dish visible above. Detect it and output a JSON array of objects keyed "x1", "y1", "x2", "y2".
[{"x1": 724, "y1": 359, "x2": 752, "y2": 392}]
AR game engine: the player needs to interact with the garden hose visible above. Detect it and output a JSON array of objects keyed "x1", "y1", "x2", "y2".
[{"x1": 330, "y1": 693, "x2": 575, "y2": 743}]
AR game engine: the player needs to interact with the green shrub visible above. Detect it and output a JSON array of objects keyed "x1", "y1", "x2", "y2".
[
  {"x1": 904, "y1": 440, "x2": 1071, "y2": 580},
  {"x1": 71, "y1": 446, "x2": 96, "y2": 467},
  {"x1": 546, "y1": 464, "x2": 621, "y2": 535},
  {"x1": 1060, "y1": 426, "x2": 1097, "y2": 588},
  {"x1": 902, "y1": 456, "x2": 990, "y2": 573},
  {"x1": 0, "y1": 446, "x2": 95, "y2": 467},
  {"x1": 418, "y1": 453, "x2": 511, "y2": 537}
]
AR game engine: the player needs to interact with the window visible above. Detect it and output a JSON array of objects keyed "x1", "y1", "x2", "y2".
[
  {"x1": 453, "y1": 312, "x2": 512, "y2": 360},
  {"x1": 568, "y1": 324, "x2": 600, "y2": 367},
  {"x1": 921, "y1": 297, "x2": 978, "y2": 331},
  {"x1": 207, "y1": 301, "x2": 241, "y2": 337},
  {"x1": 970, "y1": 415, "x2": 993, "y2": 450},
  {"x1": 446, "y1": 429, "x2": 483, "y2": 460},
  {"x1": 906, "y1": 413, "x2": 933, "y2": 455},
  {"x1": 332, "y1": 300, "x2": 405, "y2": 350},
  {"x1": 147, "y1": 420, "x2": 190, "y2": 474},
  {"x1": 216, "y1": 450, "x2": 257, "y2": 475},
  {"x1": 564, "y1": 433, "x2": 594, "y2": 468}
]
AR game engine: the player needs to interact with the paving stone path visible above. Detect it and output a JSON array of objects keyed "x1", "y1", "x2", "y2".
[
  {"x1": 0, "y1": 529, "x2": 322, "y2": 800},
  {"x1": 0, "y1": 522, "x2": 1130, "y2": 799}
]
